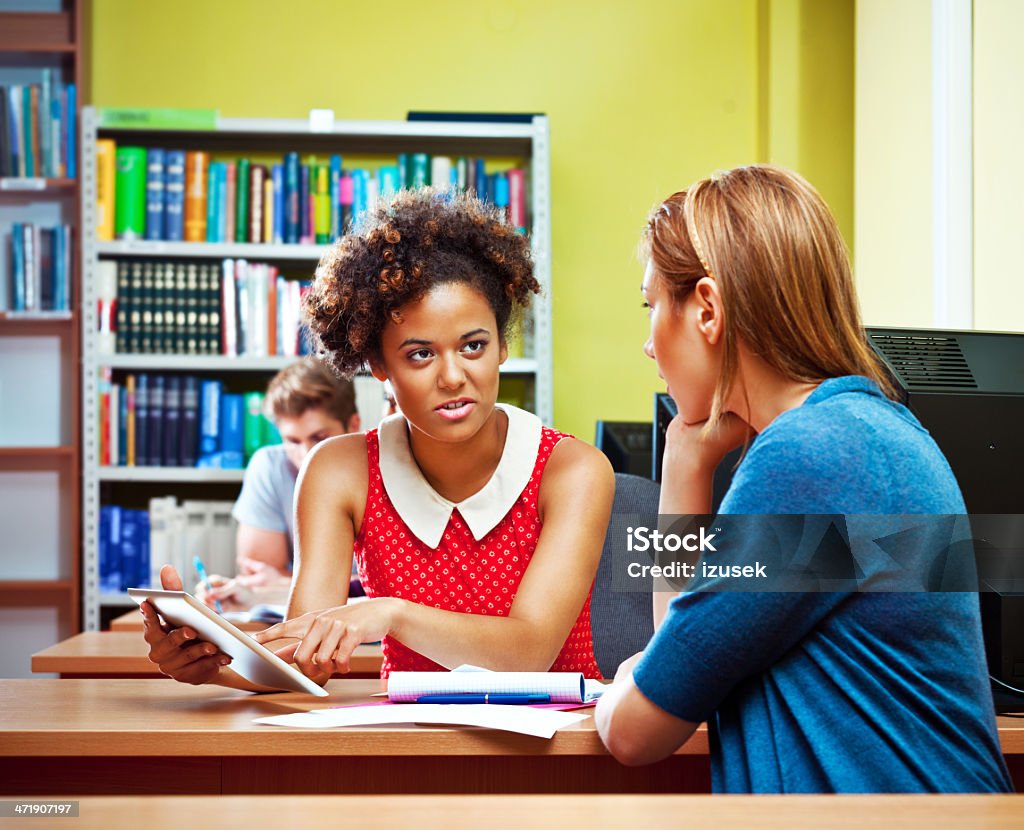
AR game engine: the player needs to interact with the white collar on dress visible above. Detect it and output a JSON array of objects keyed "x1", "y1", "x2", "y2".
[{"x1": 377, "y1": 403, "x2": 543, "y2": 549}]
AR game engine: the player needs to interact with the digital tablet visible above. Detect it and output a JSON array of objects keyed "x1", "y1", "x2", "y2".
[{"x1": 128, "y1": 588, "x2": 328, "y2": 697}]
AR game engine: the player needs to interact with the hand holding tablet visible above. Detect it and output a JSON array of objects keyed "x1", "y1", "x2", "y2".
[{"x1": 131, "y1": 586, "x2": 328, "y2": 697}]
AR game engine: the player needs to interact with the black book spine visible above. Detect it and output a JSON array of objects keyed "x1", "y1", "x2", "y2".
[
  {"x1": 185, "y1": 263, "x2": 199, "y2": 355},
  {"x1": 140, "y1": 261, "x2": 155, "y2": 353},
  {"x1": 172, "y1": 262, "x2": 187, "y2": 353},
  {"x1": 163, "y1": 375, "x2": 181, "y2": 466},
  {"x1": 0, "y1": 86, "x2": 11, "y2": 178},
  {"x1": 196, "y1": 262, "x2": 211, "y2": 355},
  {"x1": 147, "y1": 373, "x2": 165, "y2": 466},
  {"x1": 179, "y1": 375, "x2": 199, "y2": 467},
  {"x1": 115, "y1": 261, "x2": 131, "y2": 353},
  {"x1": 128, "y1": 261, "x2": 143, "y2": 353},
  {"x1": 205, "y1": 262, "x2": 221, "y2": 355}
]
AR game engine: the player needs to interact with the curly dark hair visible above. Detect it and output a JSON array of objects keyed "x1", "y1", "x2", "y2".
[{"x1": 304, "y1": 187, "x2": 541, "y2": 378}]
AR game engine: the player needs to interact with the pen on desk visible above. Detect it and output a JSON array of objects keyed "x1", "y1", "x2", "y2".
[
  {"x1": 414, "y1": 694, "x2": 551, "y2": 705},
  {"x1": 192, "y1": 555, "x2": 222, "y2": 614}
]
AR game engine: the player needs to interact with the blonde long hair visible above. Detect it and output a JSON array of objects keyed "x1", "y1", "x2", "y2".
[{"x1": 640, "y1": 164, "x2": 895, "y2": 429}]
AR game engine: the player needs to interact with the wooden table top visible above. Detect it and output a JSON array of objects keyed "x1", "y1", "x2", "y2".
[
  {"x1": 12, "y1": 794, "x2": 1024, "y2": 829},
  {"x1": 1, "y1": 678, "x2": 1022, "y2": 760},
  {"x1": 0, "y1": 678, "x2": 695, "y2": 758},
  {"x1": 31, "y1": 631, "x2": 384, "y2": 677},
  {"x1": 109, "y1": 608, "x2": 267, "y2": 632}
]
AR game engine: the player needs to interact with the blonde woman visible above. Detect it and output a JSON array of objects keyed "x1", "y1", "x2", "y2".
[{"x1": 595, "y1": 165, "x2": 1011, "y2": 793}]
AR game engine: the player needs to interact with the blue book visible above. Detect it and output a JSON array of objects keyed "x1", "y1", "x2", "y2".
[
  {"x1": 100, "y1": 505, "x2": 123, "y2": 594},
  {"x1": 22, "y1": 86, "x2": 33, "y2": 178},
  {"x1": 145, "y1": 148, "x2": 166, "y2": 241},
  {"x1": 11, "y1": 223, "x2": 25, "y2": 311},
  {"x1": 119, "y1": 509, "x2": 142, "y2": 591},
  {"x1": 283, "y1": 152, "x2": 300, "y2": 244},
  {"x1": 329, "y1": 155, "x2": 342, "y2": 240},
  {"x1": 215, "y1": 162, "x2": 228, "y2": 242},
  {"x1": 271, "y1": 163, "x2": 284, "y2": 243},
  {"x1": 378, "y1": 165, "x2": 400, "y2": 197},
  {"x1": 180, "y1": 375, "x2": 200, "y2": 466},
  {"x1": 135, "y1": 373, "x2": 150, "y2": 466},
  {"x1": 50, "y1": 93, "x2": 61, "y2": 178},
  {"x1": 218, "y1": 393, "x2": 245, "y2": 469},
  {"x1": 474, "y1": 158, "x2": 486, "y2": 200},
  {"x1": 65, "y1": 83, "x2": 76, "y2": 179},
  {"x1": 118, "y1": 384, "x2": 129, "y2": 466},
  {"x1": 148, "y1": 374, "x2": 165, "y2": 466},
  {"x1": 299, "y1": 162, "x2": 310, "y2": 241},
  {"x1": 163, "y1": 375, "x2": 181, "y2": 467},
  {"x1": 135, "y1": 509, "x2": 151, "y2": 588},
  {"x1": 197, "y1": 379, "x2": 223, "y2": 461},
  {"x1": 205, "y1": 161, "x2": 222, "y2": 242},
  {"x1": 52, "y1": 225, "x2": 63, "y2": 310},
  {"x1": 493, "y1": 172, "x2": 509, "y2": 215},
  {"x1": 351, "y1": 169, "x2": 368, "y2": 227},
  {"x1": 164, "y1": 149, "x2": 186, "y2": 241}
]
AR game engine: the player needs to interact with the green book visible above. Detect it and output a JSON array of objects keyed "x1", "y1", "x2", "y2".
[
  {"x1": 243, "y1": 391, "x2": 265, "y2": 461},
  {"x1": 234, "y1": 158, "x2": 251, "y2": 243},
  {"x1": 262, "y1": 417, "x2": 281, "y2": 447},
  {"x1": 114, "y1": 147, "x2": 147, "y2": 239}
]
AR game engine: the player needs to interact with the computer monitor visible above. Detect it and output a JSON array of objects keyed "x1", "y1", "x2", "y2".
[
  {"x1": 653, "y1": 392, "x2": 741, "y2": 513},
  {"x1": 594, "y1": 420, "x2": 653, "y2": 478},
  {"x1": 867, "y1": 326, "x2": 1024, "y2": 703}
]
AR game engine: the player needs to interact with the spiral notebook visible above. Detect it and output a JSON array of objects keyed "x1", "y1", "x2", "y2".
[{"x1": 387, "y1": 666, "x2": 606, "y2": 703}]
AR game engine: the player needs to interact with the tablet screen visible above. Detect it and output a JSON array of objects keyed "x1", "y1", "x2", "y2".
[{"x1": 128, "y1": 588, "x2": 328, "y2": 697}]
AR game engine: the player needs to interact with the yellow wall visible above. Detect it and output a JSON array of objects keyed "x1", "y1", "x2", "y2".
[
  {"x1": 854, "y1": 0, "x2": 934, "y2": 327},
  {"x1": 762, "y1": 0, "x2": 854, "y2": 248},
  {"x1": 974, "y1": 0, "x2": 1024, "y2": 332},
  {"x1": 92, "y1": 0, "x2": 853, "y2": 438}
]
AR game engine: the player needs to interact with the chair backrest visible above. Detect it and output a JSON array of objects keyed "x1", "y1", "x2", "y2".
[{"x1": 590, "y1": 472, "x2": 660, "y2": 678}]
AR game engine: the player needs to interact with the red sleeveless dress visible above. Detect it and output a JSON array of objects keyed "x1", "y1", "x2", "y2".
[{"x1": 353, "y1": 424, "x2": 601, "y2": 679}]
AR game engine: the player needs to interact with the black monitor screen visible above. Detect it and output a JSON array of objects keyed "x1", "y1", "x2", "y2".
[{"x1": 595, "y1": 420, "x2": 653, "y2": 478}]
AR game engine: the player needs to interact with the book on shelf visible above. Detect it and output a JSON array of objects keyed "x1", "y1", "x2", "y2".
[
  {"x1": 5, "y1": 223, "x2": 72, "y2": 312},
  {"x1": 145, "y1": 148, "x2": 165, "y2": 241},
  {"x1": 144, "y1": 498, "x2": 237, "y2": 590},
  {"x1": 106, "y1": 256, "x2": 311, "y2": 357},
  {"x1": 0, "y1": 78, "x2": 76, "y2": 180},
  {"x1": 99, "y1": 370, "x2": 283, "y2": 470},
  {"x1": 114, "y1": 146, "x2": 147, "y2": 239},
  {"x1": 99, "y1": 505, "x2": 151, "y2": 593},
  {"x1": 184, "y1": 151, "x2": 209, "y2": 242},
  {"x1": 93, "y1": 139, "x2": 530, "y2": 244}
]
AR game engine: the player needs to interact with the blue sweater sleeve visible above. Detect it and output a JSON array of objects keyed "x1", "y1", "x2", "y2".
[{"x1": 634, "y1": 418, "x2": 864, "y2": 722}]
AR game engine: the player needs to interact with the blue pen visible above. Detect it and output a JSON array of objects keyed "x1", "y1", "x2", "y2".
[
  {"x1": 192, "y1": 555, "x2": 222, "y2": 614},
  {"x1": 415, "y1": 694, "x2": 551, "y2": 705}
]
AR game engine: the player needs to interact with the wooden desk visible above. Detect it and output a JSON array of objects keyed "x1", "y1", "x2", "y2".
[
  {"x1": 13, "y1": 795, "x2": 1024, "y2": 830},
  {"x1": 0, "y1": 678, "x2": 711, "y2": 795},
  {"x1": 109, "y1": 609, "x2": 266, "y2": 632},
  {"x1": 1, "y1": 679, "x2": 1021, "y2": 796},
  {"x1": 31, "y1": 632, "x2": 384, "y2": 679}
]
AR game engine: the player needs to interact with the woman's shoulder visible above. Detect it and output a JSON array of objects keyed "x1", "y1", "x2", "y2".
[{"x1": 302, "y1": 431, "x2": 370, "y2": 485}]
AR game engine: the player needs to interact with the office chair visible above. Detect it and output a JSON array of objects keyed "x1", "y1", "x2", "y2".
[{"x1": 590, "y1": 472, "x2": 660, "y2": 678}]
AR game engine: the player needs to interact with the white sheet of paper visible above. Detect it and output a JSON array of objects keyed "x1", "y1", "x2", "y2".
[{"x1": 253, "y1": 704, "x2": 589, "y2": 739}]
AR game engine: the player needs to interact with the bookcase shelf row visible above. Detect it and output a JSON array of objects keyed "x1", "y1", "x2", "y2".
[
  {"x1": 0, "y1": 177, "x2": 78, "y2": 193},
  {"x1": 97, "y1": 466, "x2": 245, "y2": 483},
  {"x1": 96, "y1": 240, "x2": 327, "y2": 261},
  {"x1": 95, "y1": 354, "x2": 539, "y2": 373},
  {"x1": 0, "y1": 310, "x2": 73, "y2": 322}
]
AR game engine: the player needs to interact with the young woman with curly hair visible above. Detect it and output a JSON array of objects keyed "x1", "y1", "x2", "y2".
[{"x1": 141, "y1": 189, "x2": 614, "y2": 688}]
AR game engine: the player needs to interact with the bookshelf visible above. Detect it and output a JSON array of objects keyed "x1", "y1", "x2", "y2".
[
  {"x1": 79, "y1": 108, "x2": 553, "y2": 630},
  {"x1": 0, "y1": 0, "x2": 87, "y2": 676}
]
